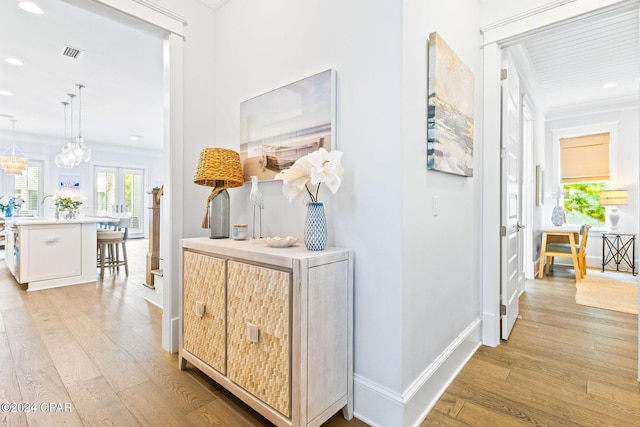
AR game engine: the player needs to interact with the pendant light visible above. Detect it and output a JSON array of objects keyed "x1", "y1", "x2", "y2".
[
  {"x1": 73, "y1": 84, "x2": 91, "y2": 162},
  {"x1": 55, "y1": 101, "x2": 72, "y2": 168},
  {"x1": 54, "y1": 84, "x2": 91, "y2": 169},
  {"x1": 0, "y1": 119, "x2": 28, "y2": 175},
  {"x1": 55, "y1": 94, "x2": 78, "y2": 168}
]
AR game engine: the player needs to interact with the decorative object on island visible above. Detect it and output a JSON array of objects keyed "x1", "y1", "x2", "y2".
[
  {"x1": 55, "y1": 84, "x2": 92, "y2": 169},
  {"x1": 249, "y1": 175, "x2": 264, "y2": 239},
  {"x1": 427, "y1": 32, "x2": 475, "y2": 177},
  {"x1": 0, "y1": 195, "x2": 23, "y2": 218},
  {"x1": 239, "y1": 69, "x2": 336, "y2": 182},
  {"x1": 0, "y1": 120, "x2": 28, "y2": 175},
  {"x1": 275, "y1": 147, "x2": 343, "y2": 251},
  {"x1": 54, "y1": 193, "x2": 82, "y2": 220},
  {"x1": 599, "y1": 189, "x2": 628, "y2": 231},
  {"x1": 194, "y1": 148, "x2": 244, "y2": 239}
]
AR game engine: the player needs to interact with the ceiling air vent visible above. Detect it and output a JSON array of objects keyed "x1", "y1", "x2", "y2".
[{"x1": 61, "y1": 45, "x2": 84, "y2": 59}]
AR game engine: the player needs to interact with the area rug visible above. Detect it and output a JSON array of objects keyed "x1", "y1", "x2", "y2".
[{"x1": 575, "y1": 270, "x2": 638, "y2": 314}]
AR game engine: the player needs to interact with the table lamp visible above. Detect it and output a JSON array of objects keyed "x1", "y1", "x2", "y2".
[
  {"x1": 599, "y1": 189, "x2": 628, "y2": 231},
  {"x1": 194, "y1": 148, "x2": 244, "y2": 238}
]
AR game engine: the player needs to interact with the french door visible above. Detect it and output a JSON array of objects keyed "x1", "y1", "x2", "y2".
[{"x1": 95, "y1": 166, "x2": 144, "y2": 238}]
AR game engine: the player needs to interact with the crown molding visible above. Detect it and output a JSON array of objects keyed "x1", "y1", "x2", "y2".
[{"x1": 197, "y1": 0, "x2": 231, "y2": 10}]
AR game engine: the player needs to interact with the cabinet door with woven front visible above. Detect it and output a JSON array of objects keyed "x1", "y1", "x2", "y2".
[
  {"x1": 227, "y1": 261, "x2": 291, "y2": 417},
  {"x1": 182, "y1": 251, "x2": 226, "y2": 374}
]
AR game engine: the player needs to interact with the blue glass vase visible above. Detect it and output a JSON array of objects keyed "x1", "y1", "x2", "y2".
[
  {"x1": 304, "y1": 202, "x2": 327, "y2": 251},
  {"x1": 4, "y1": 205, "x2": 13, "y2": 218}
]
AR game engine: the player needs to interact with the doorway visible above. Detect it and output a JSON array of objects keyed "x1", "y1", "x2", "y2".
[
  {"x1": 73, "y1": 0, "x2": 186, "y2": 353},
  {"x1": 481, "y1": 0, "x2": 640, "y2": 379}
]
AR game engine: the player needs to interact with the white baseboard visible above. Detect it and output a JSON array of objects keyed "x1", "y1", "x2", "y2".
[
  {"x1": 482, "y1": 310, "x2": 499, "y2": 347},
  {"x1": 353, "y1": 318, "x2": 481, "y2": 427},
  {"x1": 144, "y1": 297, "x2": 163, "y2": 309}
]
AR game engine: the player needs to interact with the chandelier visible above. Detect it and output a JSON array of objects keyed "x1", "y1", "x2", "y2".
[
  {"x1": 55, "y1": 84, "x2": 92, "y2": 168},
  {"x1": 0, "y1": 120, "x2": 28, "y2": 175}
]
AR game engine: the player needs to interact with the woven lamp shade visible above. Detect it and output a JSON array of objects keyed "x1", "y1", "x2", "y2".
[
  {"x1": 194, "y1": 148, "x2": 244, "y2": 188},
  {"x1": 599, "y1": 190, "x2": 628, "y2": 206}
]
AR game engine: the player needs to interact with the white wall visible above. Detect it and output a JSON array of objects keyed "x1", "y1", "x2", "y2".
[{"x1": 400, "y1": 0, "x2": 482, "y2": 424}]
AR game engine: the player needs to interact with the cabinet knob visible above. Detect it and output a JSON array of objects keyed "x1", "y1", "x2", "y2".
[
  {"x1": 246, "y1": 322, "x2": 259, "y2": 343},
  {"x1": 195, "y1": 301, "x2": 205, "y2": 317}
]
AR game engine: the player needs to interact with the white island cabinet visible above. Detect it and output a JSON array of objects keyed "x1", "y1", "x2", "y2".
[
  {"x1": 5, "y1": 218, "x2": 98, "y2": 291},
  {"x1": 180, "y1": 237, "x2": 354, "y2": 427}
]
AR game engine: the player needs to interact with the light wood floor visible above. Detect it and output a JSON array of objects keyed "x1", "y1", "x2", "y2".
[
  {"x1": 0, "y1": 239, "x2": 360, "y2": 427},
  {"x1": 424, "y1": 267, "x2": 640, "y2": 426},
  {"x1": 1, "y1": 244, "x2": 637, "y2": 426}
]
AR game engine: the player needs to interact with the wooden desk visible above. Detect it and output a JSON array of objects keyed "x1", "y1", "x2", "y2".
[{"x1": 538, "y1": 227, "x2": 581, "y2": 280}]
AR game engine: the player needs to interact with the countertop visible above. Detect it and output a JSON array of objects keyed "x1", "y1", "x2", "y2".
[{"x1": 4, "y1": 217, "x2": 103, "y2": 226}]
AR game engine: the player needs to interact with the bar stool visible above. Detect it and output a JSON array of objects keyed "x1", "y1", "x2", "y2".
[{"x1": 97, "y1": 230, "x2": 128, "y2": 278}]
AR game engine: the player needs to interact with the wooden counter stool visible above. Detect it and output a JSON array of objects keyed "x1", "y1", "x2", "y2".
[{"x1": 97, "y1": 230, "x2": 128, "y2": 278}]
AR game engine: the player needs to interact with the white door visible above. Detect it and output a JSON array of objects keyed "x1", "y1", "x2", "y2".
[
  {"x1": 95, "y1": 166, "x2": 145, "y2": 238},
  {"x1": 500, "y1": 51, "x2": 524, "y2": 340}
]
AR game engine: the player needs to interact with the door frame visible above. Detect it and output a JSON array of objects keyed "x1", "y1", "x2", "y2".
[
  {"x1": 70, "y1": 0, "x2": 185, "y2": 353},
  {"x1": 481, "y1": 0, "x2": 637, "y2": 347}
]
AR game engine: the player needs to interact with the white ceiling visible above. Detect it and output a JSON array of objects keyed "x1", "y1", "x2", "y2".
[
  {"x1": 0, "y1": 1, "x2": 637, "y2": 154},
  {"x1": 516, "y1": 7, "x2": 639, "y2": 111},
  {"x1": 0, "y1": 0, "x2": 164, "y2": 151}
]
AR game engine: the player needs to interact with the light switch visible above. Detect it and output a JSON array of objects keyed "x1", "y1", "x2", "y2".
[
  {"x1": 433, "y1": 196, "x2": 439, "y2": 216},
  {"x1": 246, "y1": 322, "x2": 259, "y2": 343},
  {"x1": 195, "y1": 301, "x2": 205, "y2": 317}
]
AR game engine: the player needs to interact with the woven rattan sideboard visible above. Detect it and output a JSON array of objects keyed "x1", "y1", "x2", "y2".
[{"x1": 180, "y1": 237, "x2": 354, "y2": 427}]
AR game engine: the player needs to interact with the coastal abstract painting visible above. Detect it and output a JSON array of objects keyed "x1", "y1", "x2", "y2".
[
  {"x1": 427, "y1": 32, "x2": 475, "y2": 177},
  {"x1": 240, "y1": 69, "x2": 336, "y2": 181}
]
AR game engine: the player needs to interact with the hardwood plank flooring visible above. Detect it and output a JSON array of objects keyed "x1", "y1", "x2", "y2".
[
  {"x1": 423, "y1": 267, "x2": 640, "y2": 426},
  {"x1": 0, "y1": 242, "x2": 637, "y2": 426}
]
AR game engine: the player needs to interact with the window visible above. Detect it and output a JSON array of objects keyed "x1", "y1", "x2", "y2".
[
  {"x1": 14, "y1": 162, "x2": 41, "y2": 216},
  {"x1": 559, "y1": 133, "x2": 609, "y2": 226},
  {"x1": 562, "y1": 182, "x2": 606, "y2": 226}
]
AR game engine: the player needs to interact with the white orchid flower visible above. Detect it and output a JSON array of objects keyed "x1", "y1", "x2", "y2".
[
  {"x1": 275, "y1": 166, "x2": 309, "y2": 203},
  {"x1": 309, "y1": 149, "x2": 343, "y2": 194},
  {"x1": 275, "y1": 147, "x2": 344, "y2": 203}
]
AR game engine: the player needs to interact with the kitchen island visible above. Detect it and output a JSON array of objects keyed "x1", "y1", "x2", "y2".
[{"x1": 5, "y1": 217, "x2": 98, "y2": 291}]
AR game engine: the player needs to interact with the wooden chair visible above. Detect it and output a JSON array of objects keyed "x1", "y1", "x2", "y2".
[{"x1": 544, "y1": 224, "x2": 591, "y2": 279}]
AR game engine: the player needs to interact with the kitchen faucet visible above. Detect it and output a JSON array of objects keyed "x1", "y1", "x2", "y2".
[{"x1": 41, "y1": 194, "x2": 54, "y2": 205}]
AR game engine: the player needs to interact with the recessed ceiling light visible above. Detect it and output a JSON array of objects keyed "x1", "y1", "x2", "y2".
[
  {"x1": 602, "y1": 82, "x2": 617, "y2": 89},
  {"x1": 18, "y1": 1, "x2": 43, "y2": 14},
  {"x1": 4, "y1": 57, "x2": 24, "y2": 66},
  {"x1": 130, "y1": 135, "x2": 143, "y2": 141},
  {"x1": 0, "y1": 90, "x2": 14, "y2": 96}
]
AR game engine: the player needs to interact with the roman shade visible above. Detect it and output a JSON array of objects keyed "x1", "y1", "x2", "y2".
[{"x1": 560, "y1": 133, "x2": 610, "y2": 183}]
